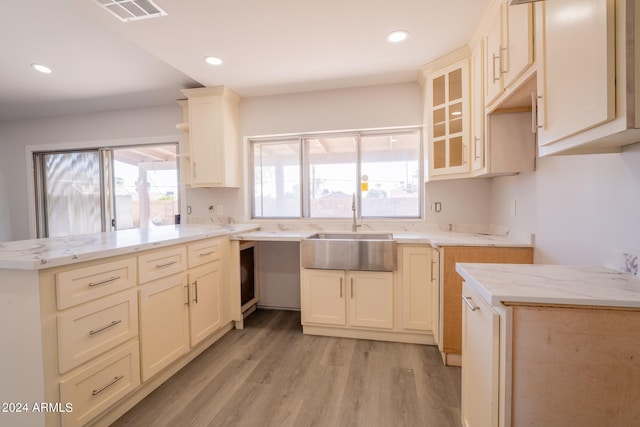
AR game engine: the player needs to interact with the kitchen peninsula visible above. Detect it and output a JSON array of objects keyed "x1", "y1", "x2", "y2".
[
  {"x1": 456, "y1": 263, "x2": 640, "y2": 426},
  {"x1": 0, "y1": 224, "x2": 258, "y2": 427}
]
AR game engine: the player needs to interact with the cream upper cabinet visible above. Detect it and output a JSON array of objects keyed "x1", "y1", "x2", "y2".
[
  {"x1": 460, "y1": 283, "x2": 500, "y2": 427},
  {"x1": 485, "y1": 4, "x2": 504, "y2": 105},
  {"x1": 534, "y1": 0, "x2": 640, "y2": 155},
  {"x1": 485, "y1": 1, "x2": 534, "y2": 107},
  {"x1": 301, "y1": 268, "x2": 393, "y2": 330},
  {"x1": 470, "y1": 41, "x2": 485, "y2": 172},
  {"x1": 504, "y1": 2, "x2": 534, "y2": 87},
  {"x1": 180, "y1": 86, "x2": 241, "y2": 188},
  {"x1": 424, "y1": 49, "x2": 471, "y2": 180}
]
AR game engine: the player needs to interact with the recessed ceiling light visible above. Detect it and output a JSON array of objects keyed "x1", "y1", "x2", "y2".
[
  {"x1": 31, "y1": 63, "x2": 52, "y2": 74},
  {"x1": 387, "y1": 30, "x2": 409, "y2": 43},
  {"x1": 204, "y1": 56, "x2": 223, "y2": 66}
]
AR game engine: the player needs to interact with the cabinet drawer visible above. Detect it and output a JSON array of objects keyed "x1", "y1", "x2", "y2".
[
  {"x1": 138, "y1": 246, "x2": 187, "y2": 284},
  {"x1": 57, "y1": 290, "x2": 138, "y2": 374},
  {"x1": 56, "y1": 258, "x2": 136, "y2": 310},
  {"x1": 59, "y1": 340, "x2": 140, "y2": 427},
  {"x1": 187, "y1": 238, "x2": 223, "y2": 268}
]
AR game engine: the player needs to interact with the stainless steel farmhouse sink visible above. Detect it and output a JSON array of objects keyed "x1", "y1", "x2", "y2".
[{"x1": 300, "y1": 233, "x2": 397, "y2": 271}]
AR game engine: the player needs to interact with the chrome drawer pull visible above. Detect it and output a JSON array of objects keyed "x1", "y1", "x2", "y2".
[
  {"x1": 462, "y1": 295, "x2": 479, "y2": 311},
  {"x1": 92, "y1": 375, "x2": 124, "y2": 396},
  {"x1": 88, "y1": 276, "x2": 120, "y2": 288},
  {"x1": 340, "y1": 277, "x2": 343, "y2": 298},
  {"x1": 89, "y1": 320, "x2": 122, "y2": 336},
  {"x1": 193, "y1": 281, "x2": 199, "y2": 304},
  {"x1": 199, "y1": 250, "x2": 216, "y2": 256},
  {"x1": 155, "y1": 260, "x2": 178, "y2": 268}
]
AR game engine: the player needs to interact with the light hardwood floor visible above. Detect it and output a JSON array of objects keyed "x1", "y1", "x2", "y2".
[{"x1": 111, "y1": 309, "x2": 461, "y2": 427}]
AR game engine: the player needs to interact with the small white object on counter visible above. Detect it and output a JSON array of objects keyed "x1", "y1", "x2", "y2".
[{"x1": 456, "y1": 263, "x2": 640, "y2": 309}]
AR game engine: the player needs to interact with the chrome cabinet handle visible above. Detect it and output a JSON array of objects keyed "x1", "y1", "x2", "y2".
[
  {"x1": 492, "y1": 53, "x2": 501, "y2": 83},
  {"x1": 339, "y1": 277, "x2": 343, "y2": 298},
  {"x1": 500, "y1": 47, "x2": 507, "y2": 75},
  {"x1": 184, "y1": 284, "x2": 189, "y2": 306},
  {"x1": 430, "y1": 260, "x2": 437, "y2": 282},
  {"x1": 89, "y1": 320, "x2": 122, "y2": 336},
  {"x1": 462, "y1": 295, "x2": 479, "y2": 311},
  {"x1": 199, "y1": 250, "x2": 215, "y2": 256},
  {"x1": 350, "y1": 278, "x2": 354, "y2": 298},
  {"x1": 474, "y1": 137, "x2": 481, "y2": 160},
  {"x1": 92, "y1": 376, "x2": 124, "y2": 396},
  {"x1": 192, "y1": 162, "x2": 197, "y2": 177},
  {"x1": 193, "y1": 280, "x2": 199, "y2": 303},
  {"x1": 88, "y1": 276, "x2": 120, "y2": 288},
  {"x1": 531, "y1": 92, "x2": 543, "y2": 133},
  {"x1": 155, "y1": 260, "x2": 178, "y2": 269}
]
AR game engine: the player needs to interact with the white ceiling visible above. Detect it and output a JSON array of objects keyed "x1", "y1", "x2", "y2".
[{"x1": 0, "y1": 0, "x2": 491, "y2": 122}]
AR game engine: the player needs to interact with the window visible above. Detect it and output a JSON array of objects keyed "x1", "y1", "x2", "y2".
[
  {"x1": 250, "y1": 128, "x2": 422, "y2": 219},
  {"x1": 34, "y1": 144, "x2": 179, "y2": 238}
]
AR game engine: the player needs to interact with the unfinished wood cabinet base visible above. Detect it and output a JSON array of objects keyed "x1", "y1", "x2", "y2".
[{"x1": 509, "y1": 304, "x2": 640, "y2": 426}]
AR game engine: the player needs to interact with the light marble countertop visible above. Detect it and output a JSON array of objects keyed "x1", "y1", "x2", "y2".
[
  {"x1": 231, "y1": 229, "x2": 532, "y2": 248},
  {"x1": 456, "y1": 263, "x2": 640, "y2": 309},
  {"x1": 0, "y1": 223, "x2": 531, "y2": 271},
  {"x1": 0, "y1": 224, "x2": 259, "y2": 270}
]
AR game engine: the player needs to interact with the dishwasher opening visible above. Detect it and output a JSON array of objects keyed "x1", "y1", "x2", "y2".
[{"x1": 240, "y1": 241, "x2": 259, "y2": 314}]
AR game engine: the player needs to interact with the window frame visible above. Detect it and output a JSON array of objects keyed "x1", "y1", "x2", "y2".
[{"x1": 249, "y1": 126, "x2": 423, "y2": 220}]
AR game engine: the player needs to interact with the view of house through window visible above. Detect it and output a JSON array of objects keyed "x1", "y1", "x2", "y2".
[
  {"x1": 34, "y1": 144, "x2": 179, "y2": 238},
  {"x1": 251, "y1": 128, "x2": 422, "y2": 219}
]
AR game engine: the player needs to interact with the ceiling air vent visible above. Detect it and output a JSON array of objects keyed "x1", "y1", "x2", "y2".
[{"x1": 94, "y1": 0, "x2": 167, "y2": 22}]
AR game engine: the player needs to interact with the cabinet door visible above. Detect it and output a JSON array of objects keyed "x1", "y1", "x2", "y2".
[
  {"x1": 430, "y1": 249, "x2": 440, "y2": 344},
  {"x1": 485, "y1": 4, "x2": 504, "y2": 105},
  {"x1": 301, "y1": 269, "x2": 346, "y2": 326},
  {"x1": 348, "y1": 271, "x2": 394, "y2": 329},
  {"x1": 188, "y1": 261, "x2": 223, "y2": 347},
  {"x1": 504, "y1": 2, "x2": 534, "y2": 87},
  {"x1": 400, "y1": 247, "x2": 433, "y2": 332},
  {"x1": 461, "y1": 283, "x2": 499, "y2": 427},
  {"x1": 189, "y1": 95, "x2": 224, "y2": 187},
  {"x1": 536, "y1": 0, "x2": 615, "y2": 147},
  {"x1": 139, "y1": 274, "x2": 189, "y2": 382},
  {"x1": 428, "y1": 59, "x2": 470, "y2": 177},
  {"x1": 470, "y1": 41, "x2": 485, "y2": 172}
]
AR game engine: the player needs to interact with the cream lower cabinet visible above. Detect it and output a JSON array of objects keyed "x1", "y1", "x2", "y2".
[
  {"x1": 301, "y1": 268, "x2": 393, "y2": 330},
  {"x1": 461, "y1": 283, "x2": 500, "y2": 427},
  {"x1": 139, "y1": 273, "x2": 190, "y2": 382},
  {"x1": 399, "y1": 245, "x2": 438, "y2": 334},
  {"x1": 188, "y1": 260, "x2": 223, "y2": 346}
]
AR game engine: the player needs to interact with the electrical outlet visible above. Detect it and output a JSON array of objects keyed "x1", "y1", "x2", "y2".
[{"x1": 215, "y1": 205, "x2": 224, "y2": 216}]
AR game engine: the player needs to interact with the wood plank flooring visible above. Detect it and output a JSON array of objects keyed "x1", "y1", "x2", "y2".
[{"x1": 111, "y1": 309, "x2": 461, "y2": 427}]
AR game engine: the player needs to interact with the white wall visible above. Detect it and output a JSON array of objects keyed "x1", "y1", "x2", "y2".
[
  {"x1": 490, "y1": 143, "x2": 640, "y2": 265},
  {"x1": 0, "y1": 105, "x2": 183, "y2": 241}
]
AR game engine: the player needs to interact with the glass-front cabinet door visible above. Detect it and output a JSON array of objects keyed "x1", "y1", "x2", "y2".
[{"x1": 427, "y1": 58, "x2": 470, "y2": 178}]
